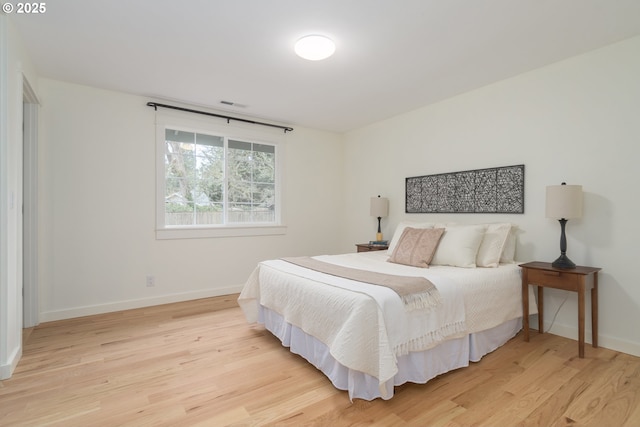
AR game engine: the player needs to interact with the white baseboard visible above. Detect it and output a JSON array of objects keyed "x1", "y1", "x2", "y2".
[
  {"x1": 0, "y1": 345, "x2": 22, "y2": 380},
  {"x1": 39, "y1": 285, "x2": 244, "y2": 323},
  {"x1": 542, "y1": 319, "x2": 640, "y2": 358}
]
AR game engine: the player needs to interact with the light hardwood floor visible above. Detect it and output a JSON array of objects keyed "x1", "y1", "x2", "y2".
[{"x1": 1, "y1": 295, "x2": 639, "y2": 426}]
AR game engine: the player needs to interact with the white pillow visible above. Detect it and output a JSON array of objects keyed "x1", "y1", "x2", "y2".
[
  {"x1": 434, "y1": 222, "x2": 456, "y2": 228},
  {"x1": 431, "y1": 224, "x2": 487, "y2": 268},
  {"x1": 500, "y1": 225, "x2": 518, "y2": 264},
  {"x1": 387, "y1": 221, "x2": 435, "y2": 255},
  {"x1": 476, "y1": 223, "x2": 512, "y2": 268}
]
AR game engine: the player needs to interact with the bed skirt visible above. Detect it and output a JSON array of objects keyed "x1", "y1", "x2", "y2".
[{"x1": 259, "y1": 305, "x2": 522, "y2": 400}]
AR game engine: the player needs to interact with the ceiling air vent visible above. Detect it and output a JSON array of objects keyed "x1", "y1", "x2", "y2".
[{"x1": 220, "y1": 100, "x2": 247, "y2": 108}]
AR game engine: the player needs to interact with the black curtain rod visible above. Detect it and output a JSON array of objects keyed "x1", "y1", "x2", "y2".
[{"x1": 146, "y1": 102, "x2": 294, "y2": 133}]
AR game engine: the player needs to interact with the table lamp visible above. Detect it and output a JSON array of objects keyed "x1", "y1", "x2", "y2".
[
  {"x1": 370, "y1": 195, "x2": 389, "y2": 242},
  {"x1": 545, "y1": 182, "x2": 583, "y2": 269}
]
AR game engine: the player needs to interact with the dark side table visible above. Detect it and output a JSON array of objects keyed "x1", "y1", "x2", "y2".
[
  {"x1": 520, "y1": 261, "x2": 601, "y2": 358},
  {"x1": 355, "y1": 243, "x2": 389, "y2": 253}
]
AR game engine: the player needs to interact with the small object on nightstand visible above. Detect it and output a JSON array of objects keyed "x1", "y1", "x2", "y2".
[
  {"x1": 356, "y1": 243, "x2": 389, "y2": 253},
  {"x1": 520, "y1": 261, "x2": 601, "y2": 358},
  {"x1": 369, "y1": 240, "x2": 388, "y2": 245}
]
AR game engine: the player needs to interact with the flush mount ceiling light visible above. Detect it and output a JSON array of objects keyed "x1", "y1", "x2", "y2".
[{"x1": 294, "y1": 35, "x2": 336, "y2": 61}]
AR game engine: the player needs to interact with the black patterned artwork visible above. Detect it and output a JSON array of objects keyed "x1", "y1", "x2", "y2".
[{"x1": 406, "y1": 165, "x2": 524, "y2": 214}]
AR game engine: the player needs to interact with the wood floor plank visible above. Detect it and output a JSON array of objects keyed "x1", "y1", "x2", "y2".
[
  {"x1": 563, "y1": 353, "x2": 640, "y2": 425},
  {"x1": 407, "y1": 399, "x2": 466, "y2": 427},
  {"x1": 516, "y1": 376, "x2": 590, "y2": 427},
  {"x1": 1, "y1": 295, "x2": 640, "y2": 426}
]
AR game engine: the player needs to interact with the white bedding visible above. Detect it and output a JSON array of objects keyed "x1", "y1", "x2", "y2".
[{"x1": 238, "y1": 251, "x2": 535, "y2": 398}]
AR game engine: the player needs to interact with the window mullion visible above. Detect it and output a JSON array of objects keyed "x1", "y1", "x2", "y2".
[
  {"x1": 250, "y1": 144, "x2": 254, "y2": 223},
  {"x1": 223, "y1": 137, "x2": 229, "y2": 225},
  {"x1": 191, "y1": 145, "x2": 197, "y2": 225}
]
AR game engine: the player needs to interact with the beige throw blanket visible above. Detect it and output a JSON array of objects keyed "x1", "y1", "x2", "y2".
[{"x1": 282, "y1": 256, "x2": 440, "y2": 311}]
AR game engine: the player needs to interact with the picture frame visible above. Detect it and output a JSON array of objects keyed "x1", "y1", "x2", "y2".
[{"x1": 405, "y1": 164, "x2": 524, "y2": 214}]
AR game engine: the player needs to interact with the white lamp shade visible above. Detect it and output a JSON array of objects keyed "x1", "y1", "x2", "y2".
[
  {"x1": 370, "y1": 196, "x2": 389, "y2": 218},
  {"x1": 545, "y1": 184, "x2": 583, "y2": 219}
]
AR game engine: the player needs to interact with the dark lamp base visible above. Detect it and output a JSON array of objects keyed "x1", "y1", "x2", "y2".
[{"x1": 552, "y1": 254, "x2": 577, "y2": 269}]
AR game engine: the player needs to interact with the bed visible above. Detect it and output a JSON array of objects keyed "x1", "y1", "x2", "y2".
[{"x1": 238, "y1": 222, "x2": 536, "y2": 400}]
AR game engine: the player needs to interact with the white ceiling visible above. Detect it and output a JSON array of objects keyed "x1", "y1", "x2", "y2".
[{"x1": 10, "y1": 0, "x2": 640, "y2": 133}]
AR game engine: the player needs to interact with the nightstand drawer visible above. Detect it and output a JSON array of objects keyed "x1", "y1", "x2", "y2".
[{"x1": 527, "y1": 268, "x2": 579, "y2": 291}]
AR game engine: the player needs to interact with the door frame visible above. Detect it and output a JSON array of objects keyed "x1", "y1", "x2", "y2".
[{"x1": 22, "y1": 76, "x2": 39, "y2": 328}]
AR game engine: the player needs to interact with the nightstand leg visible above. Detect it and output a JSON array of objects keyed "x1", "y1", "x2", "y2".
[
  {"x1": 578, "y1": 285, "x2": 585, "y2": 358},
  {"x1": 522, "y1": 273, "x2": 529, "y2": 342},
  {"x1": 592, "y1": 273, "x2": 598, "y2": 348},
  {"x1": 538, "y1": 286, "x2": 544, "y2": 333}
]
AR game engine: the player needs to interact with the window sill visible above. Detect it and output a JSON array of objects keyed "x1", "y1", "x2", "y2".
[{"x1": 156, "y1": 225, "x2": 287, "y2": 240}]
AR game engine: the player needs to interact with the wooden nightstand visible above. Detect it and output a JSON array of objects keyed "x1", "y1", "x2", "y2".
[
  {"x1": 356, "y1": 243, "x2": 389, "y2": 253},
  {"x1": 520, "y1": 261, "x2": 601, "y2": 358}
]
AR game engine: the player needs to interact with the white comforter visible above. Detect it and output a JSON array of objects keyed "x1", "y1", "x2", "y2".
[{"x1": 238, "y1": 251, "x2": 528, "y2": 394}]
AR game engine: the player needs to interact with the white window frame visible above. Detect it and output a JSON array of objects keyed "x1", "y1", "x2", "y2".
[{"x1": 155, "y1": 112, "x2": 286, "y2": 239}]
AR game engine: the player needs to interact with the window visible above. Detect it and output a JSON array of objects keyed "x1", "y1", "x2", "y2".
[
  {"x1": 156, "y1": 116, "x2": 285, "y2": 239},
  {"x1": 227, "y1": 140, "x2": 276, "y2": 223},
  {"x1": 164, "y1": 130, "x2": 225, "y2": 226}
]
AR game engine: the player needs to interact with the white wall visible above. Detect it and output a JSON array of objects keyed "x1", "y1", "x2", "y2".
[
  {"x1": 0, "y1": 15, "x2": 39, "y2": 378},
  {"x1": 37, "y1": 79, "x2": 345, "y2": 321},
  {"x1": 342, "y1": 36, "x2": 640, "y2": 356}
]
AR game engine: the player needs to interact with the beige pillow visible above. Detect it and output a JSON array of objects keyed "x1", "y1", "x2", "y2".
[
  {"x1": 476, "y1": 223, "x2": 512, "y2": 268},
  {"x1": 431, "y1": 224, "x2": 487, "y2": 268},
  {"x1": 386, "y1": 221, "x2": 435, "y2": 255},
  {"x1": 388, "y1": 227, "x2": 445, "y2": 268}
]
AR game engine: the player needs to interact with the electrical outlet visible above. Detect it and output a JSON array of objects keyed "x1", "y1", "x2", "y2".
[{"x1": 146, "y1": 275, "x2": 155, "y2": 287}]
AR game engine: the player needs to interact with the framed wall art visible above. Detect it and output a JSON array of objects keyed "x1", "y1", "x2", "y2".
[{"x1": 405, "y1": 164, "x2": 524, "y2": 214}]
